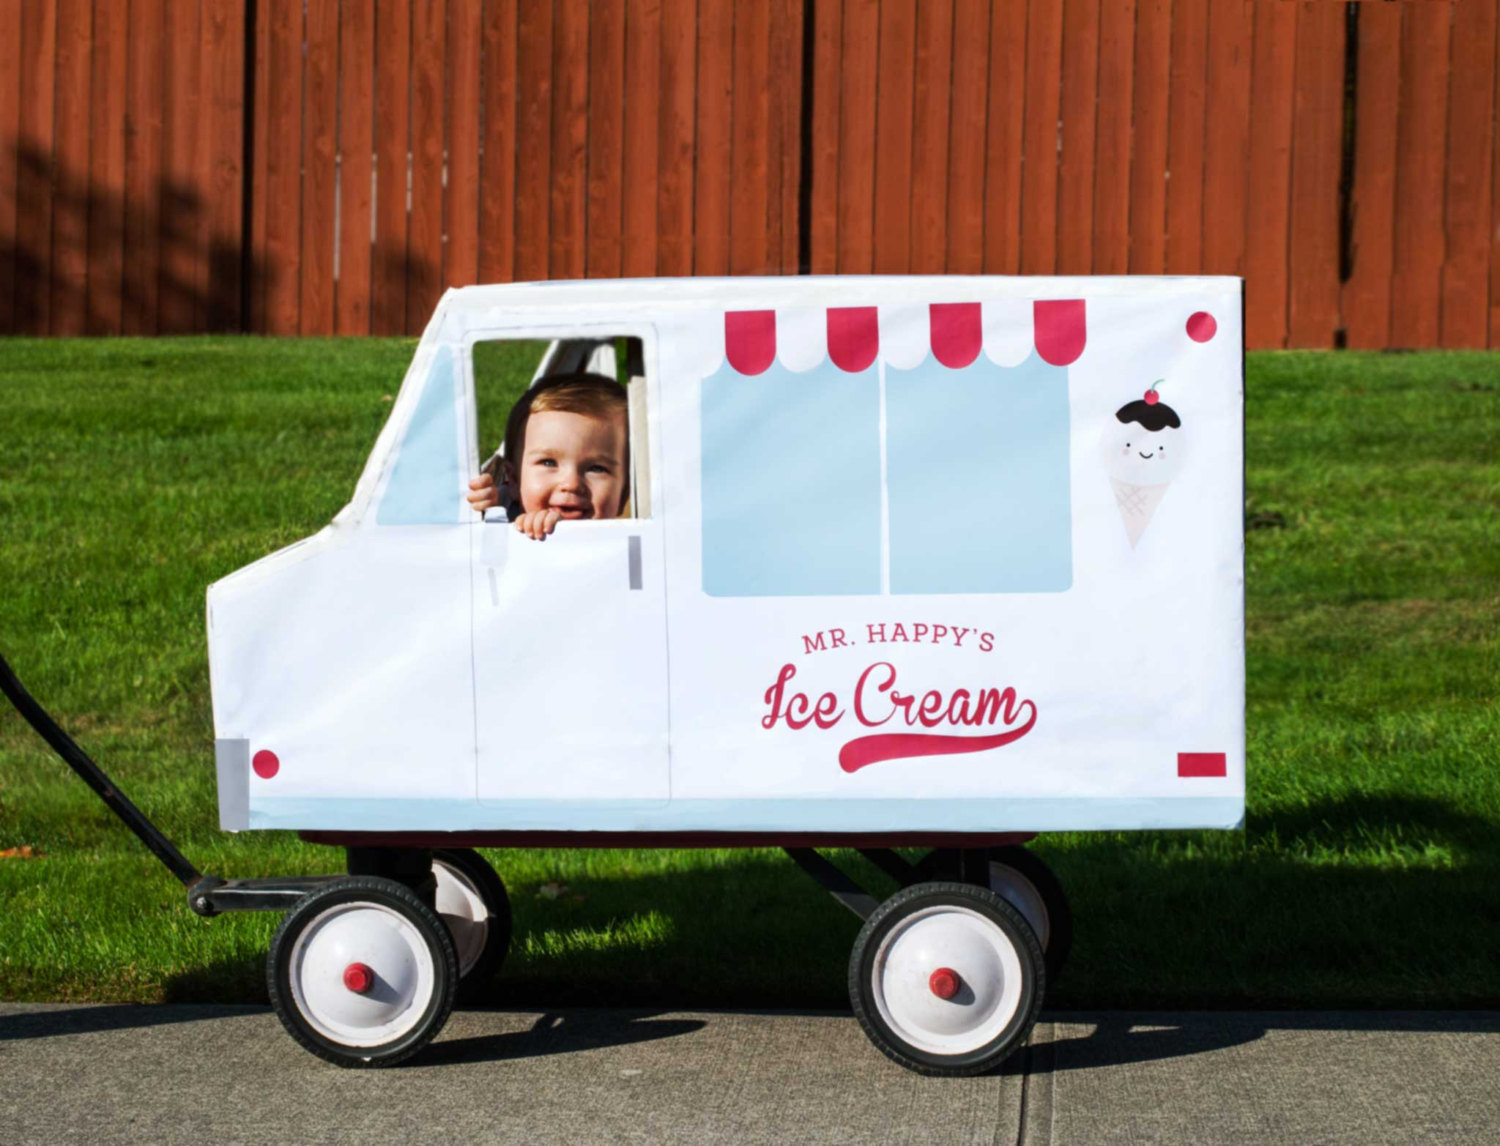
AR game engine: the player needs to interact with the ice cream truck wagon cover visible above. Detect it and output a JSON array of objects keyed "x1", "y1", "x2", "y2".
[{"x1": 206, "y1": 276, "x2": 1245, "y2": 836}]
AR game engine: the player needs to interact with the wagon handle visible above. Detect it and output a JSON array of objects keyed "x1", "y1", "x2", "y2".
[{"x1": 0, "y1": 652, "x2": 203, "y2": 888}]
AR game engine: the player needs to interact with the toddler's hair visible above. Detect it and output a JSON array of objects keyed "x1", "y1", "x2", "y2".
[{"x1": 499, "y1": 371, "x2": 630, "y2": 502}]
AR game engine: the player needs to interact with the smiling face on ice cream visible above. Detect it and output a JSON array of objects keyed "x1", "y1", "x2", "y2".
[{"x1": 1099, "y1": 387, "x2": 1185, "y2": 485}]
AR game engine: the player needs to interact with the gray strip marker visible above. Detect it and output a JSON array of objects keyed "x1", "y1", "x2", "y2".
[
  {"x1": 215, "y1": 738, "x2": 250, "y2": 831},
  {"x1": 628, "y1": 535, "x2": 643, "y2": 589}
]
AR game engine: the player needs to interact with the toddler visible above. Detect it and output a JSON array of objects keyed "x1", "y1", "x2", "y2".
[{"x1": 466, "y1": 372, "x2": 630, "y2": 540}]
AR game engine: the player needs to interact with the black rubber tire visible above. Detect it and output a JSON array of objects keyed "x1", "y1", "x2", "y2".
[
  {"x1": 916, "y1": 846, "x2": 1073, "y2": 986},
  {"x1": 849, "y1": 881, "x2": 1045, "y2": 1077},
  {"x1": 431, "y1": 847, "x2": 513, "y2": 997},
  {"x1": 267, "y1": 875, "x2": 458, "y2": 1068}
]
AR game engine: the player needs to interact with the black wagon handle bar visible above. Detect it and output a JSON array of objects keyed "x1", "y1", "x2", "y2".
[{"x1": 0, "y1": 652, "x2": 202, "y2": 887}]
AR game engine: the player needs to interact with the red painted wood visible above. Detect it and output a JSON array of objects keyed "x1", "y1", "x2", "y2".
[
  {"x1": 694, "y1": 0, "x2": 732, "y2": 276},
  {"x1": 159, "y1": 0, "x2": 205, "y2": 333},
  {"x1": 479, "y1": 0, "x2": 517, "y2": 284},
  {"x1": 872, "y1": 0, "x2": 916, "y2": 274},
  {"x1": 1164, "y1": 0, "x2": 1207, "y2": 274},
  {"x1": 300, "y1": 0, "x2": 339, "y2": 335},
  {"x1": 1391, "y1": 2, "x2": 1451, "y2": 349},
  {"x1": 731, "y1": 0, "x2": 771, "y2": 274},
  {"x1": 548, "y1": 0, "x2": 587, "y2": 281},
  {"x1": 1091, "y1": 0, "x2": 1134, "y2": 275},
  {"x1": 201, "y1": 0, "x2": 245, "y2": 333},
  {"x1": 836, "y1": 0, "x2": 878, "y2": 274},
  {"x1": 85, "y1": 0, "x2": 127, "y2": 334},
  {"x1": 446, "y1": 0, "x2": 482, "y2": 291},
  {"x1": 1440, "y1": 0, "x2": 1496, "y2": 349},
  {"x1": 807, "y1": 0, "x2": 842, "y2": 273},
  {"x1": 261, "y1": 0, "x2": 302, "y2": 335},
  {"x1": 0, "y1": 0, "x2": 20, "y2": 333},
  {"x1": 623, "y1": 0, "x2": 660, "y2": 277},
  {"x1": 50, "y1": 0, "x2": 91, "y2": 335},
  {"x1": 983, "y1": 0, "x2": 1026, "y2": 275},
  {"x1": 945, "y1": 0, "x2": 989, "y2": 275},
  {"x1": 407, "y1": 0, "x2": 446, "y2": 329},
  {"x1": 512, "y1": 0, "x2": 551, "y2": 282},
  {"x1": 1287, "y1": 1, "x2": 1343, "y2": 349},
  {"x1": 909, "y1": 0, "x2": 953, "y2": 275},
  {"x1": 1243, "y1": 0, "x2": 1295, "y2": 349},
  {"x1": 1128, "y1": 0, "x2": 1170, "y2": 275},
  {"x1": 1057, "y1": 0, "x2": 1100, "y2": 275},
  {"x1": 583, "y1": 0, "x2": 624, "y2": 278},
  {"x1": 656, "y1": 0, "x2": 696, "y2": 276},
  {"x1": 244, "y1": 0, "x2": 268, "y2": 332},
  {"x1": 1342, "y1": 2, "x2": 1399, "y2": 351},
  {"x1": 1200, "y1": 0, "x2": 1251, "y2": 278},
  {"x1": 337, "y1": 0, "x2": 376, "y2": 334},
  {"x1": 1020, "y1": 0, "x2": 1062, "y2": 274},
  {"x1": 771, "y1": 0, "x2": 804, "y2": 274}
]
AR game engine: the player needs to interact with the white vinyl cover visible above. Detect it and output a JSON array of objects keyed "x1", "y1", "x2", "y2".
[{"x1": 207, "y1": 276, "x2": 1245, "y2": 834}]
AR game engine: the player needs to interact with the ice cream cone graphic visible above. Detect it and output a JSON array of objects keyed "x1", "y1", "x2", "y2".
[{"x1": 1100, "y1": 381, "x2": 1185, "y2": 548}]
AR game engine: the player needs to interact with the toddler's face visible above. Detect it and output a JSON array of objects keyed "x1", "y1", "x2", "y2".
[{"x1": 516, "y1": 409, "x2": 627, "y2": 521}]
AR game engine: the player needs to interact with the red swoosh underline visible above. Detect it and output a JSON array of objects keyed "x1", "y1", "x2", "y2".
[{"x1": 838, "y1": 706, "x2": 1037, "y2": 773}]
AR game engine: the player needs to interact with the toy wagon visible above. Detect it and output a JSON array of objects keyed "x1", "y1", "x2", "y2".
[{"x1": 4, "y1": 275, "x2": 1244, "y2": 1076}]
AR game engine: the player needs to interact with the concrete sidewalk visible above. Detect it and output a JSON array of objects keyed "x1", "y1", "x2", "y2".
[{"x1": 0, "y1": 1005, "x2": 1496, "y2": 1144}]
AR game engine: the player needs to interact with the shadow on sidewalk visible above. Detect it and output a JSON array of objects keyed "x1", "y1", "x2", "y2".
[{"x1": 418, "y1": 1009, "x2": 707, "y2": 1066}]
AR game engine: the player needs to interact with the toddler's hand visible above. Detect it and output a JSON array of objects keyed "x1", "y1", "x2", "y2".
[
  {"x1": 513, "y1": 509, "x2": 562, "y2": 540},
  {"x1": 466, "y1": 473, "x2": 500, "y2": 514}
]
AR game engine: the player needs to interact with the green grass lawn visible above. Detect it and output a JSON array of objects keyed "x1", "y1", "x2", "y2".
[{"x1": 1, "y1": 339, "x2": 1497, "y2": 1010}]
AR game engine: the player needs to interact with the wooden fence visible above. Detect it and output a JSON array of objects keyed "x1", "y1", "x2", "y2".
[{"x1": 1, "y1": 0, "x2": 1497, "y2": 348}]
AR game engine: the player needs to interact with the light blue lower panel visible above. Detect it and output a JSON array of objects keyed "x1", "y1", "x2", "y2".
[{"x1": 248, "y1": 797, "x2": 1243, "y2": 833}]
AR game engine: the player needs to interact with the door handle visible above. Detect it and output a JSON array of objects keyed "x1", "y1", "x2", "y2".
[{"x1": 628, "y1": 535, "x2": 642, "y2": 590}]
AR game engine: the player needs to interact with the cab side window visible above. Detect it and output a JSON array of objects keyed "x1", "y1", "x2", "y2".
[{"x1": 376, "y1": 345, "x2": 463, "y2": 525}]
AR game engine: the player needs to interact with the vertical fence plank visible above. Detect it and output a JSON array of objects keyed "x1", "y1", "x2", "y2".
[
  {"x1": 694, "y1": 0, "x2": 731, "y2": 275},
  {"x1": 586, "y1": 0, "x2": 625, "y2": 278},
  {"x1": 1090, "y1": 0, "x2": 1134, "y2": 275},
  {"x1": 1390, "y1": 2, "x2": 1450, "y2": 349},
  {"x1": 1056, "y1": 0, "x2": 1099, "y2": 275},
  {"x1": 1020, "y1": 0, "x2": 1061, "y2": 273},
  {"x1": 622, "y1": 0, "x2": 660, "y2": 276},
  {"x1": 50, "y1": 0, "x2": 91, "y2": 335},
  {"x1": 86, "y1": 0, "x2": 127, "y2": 334},
  {"x1": 1128, "y1": 0, "x2": 1169, "y2": 274},
  {"x1": 202, "y1": 0, "x2": 244, "y2": 332},
  {"x1": 1200, "y1": 0, "x2": 1250, "y2": 278},
  {"x1": 445, "y1": 0, "x2": 480, "y2": 290},
  {"x1": 657, "y1": 0, "x2": 696, "y2": 276},
  {"x1": 945, "y1": 0, "x2": 989, "y2": 275},
  {"x1": 983, "y1": 0, "x2": 1025, "y2": 274},
  {"x1": 301, "y1": 0, "x2": 338, "y2": 335},
  {"x1": 909, "y1": 0, "x2": 952, "y2": 275},
  {"x1": 871, "y1": 0, "x2": 916, "y2": 274},
  {"x1": 1243, "y1": 0, "x2": 1295, "y2": 348},
  {"x1": 373, "y1": 0, "x2": 411, "y2": 332},
  {"x1": 770, "y1": 0, "x2": 803, "y2": 274},
  {"x1": 160, "y1": 0, "x2": 205, "y2": 333},
  {"x1": 0, "y1": 0, "x2": 20, "y2": 333},
  {"x1": 1343, "y1": 1, "x2": 1398, "y2": 350},
  {"x1": 124, "y1": 0, "x2": 164, "y2": 334},
  {"x1": 338, "y1": 0, "x2": 376, "y2": 334},
  {"x1": 549, "y1": 0, "x2": 587, "y2": 281},
  {"x1": 807, "y1": 0, "x2": 841, "y2": 274},
  {"x1": 15, "y1": 0, "x2": 55, "y2": 334},
  {"x1": 1164, "y1": 0, "x2": 1207, "y2": 274},
  {"x1": 1440, "y1": 0, "x2": 1495, "y2": 349},
  {"x1": 1287, "y1": 0, "x2": 1343, "y2": 348},
  {"x1": 730, "y1": 0, "x2": 770, "y2": 274},
  {"x1": 261, "y1": 0, "x2": 302, "y2": 335},
  {"x1": 479, "y1": 0, "x2": 517, "y2": 284},
  {"x1": 407, "y1": 0, "x2": 445, "y2": 328},
  {"x1": 836, "y1": 0, "x2": 878, "y2": 274}
]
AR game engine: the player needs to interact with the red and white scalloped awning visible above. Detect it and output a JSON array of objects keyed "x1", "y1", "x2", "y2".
[{"x1": 722, "y1": 300, "x2": 1087, "y2": 375}]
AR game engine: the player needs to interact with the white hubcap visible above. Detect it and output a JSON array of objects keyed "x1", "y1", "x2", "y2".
[
  {"x1": 433, "y1": 859, "x2": 490, "y2": 978},
  {"x1": 871, "y1": 905, "x2": 1025, "y2": 1056},
  {"x1": 289, "y1": 903, "x2": 436, "y2": 1048}
]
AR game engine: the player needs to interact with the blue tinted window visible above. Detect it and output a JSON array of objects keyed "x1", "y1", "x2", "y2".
[{"x1": 377, "y1": 346, "x2": 461, "y2": 526}]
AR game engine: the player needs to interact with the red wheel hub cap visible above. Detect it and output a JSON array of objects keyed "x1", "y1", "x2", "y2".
[
  {"x1": 929, "y1": 967, "x2": 961, "y2": 1000},
  {"x1": 343, "y1": 962, "x2": 375, "y2": 994}
]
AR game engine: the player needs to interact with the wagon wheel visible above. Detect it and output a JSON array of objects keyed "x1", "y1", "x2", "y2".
[
  {"x1": 432, "y1": 848, "x2": 513, "y2": 995},
  {"x1": 850, "y1": 881, "x2": 1044, "y2": 1077},
  {"x1": 916, "y1": 846, "x2": 1072, "y2": 985},
  {"x1": 268, "y1": 876, "x2": 458, "y2": 1068}
]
